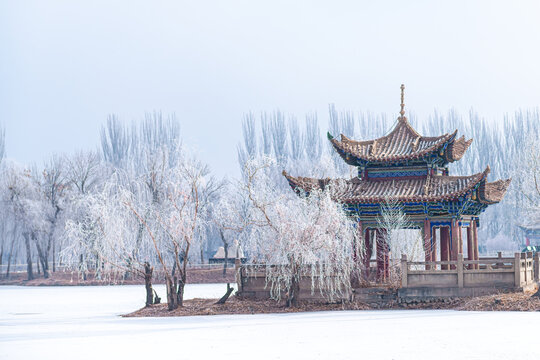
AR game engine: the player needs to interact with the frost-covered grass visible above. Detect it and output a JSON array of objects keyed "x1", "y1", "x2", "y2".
[{"x1": 1, "y1": 284, "x2": 540, "y2": 360}]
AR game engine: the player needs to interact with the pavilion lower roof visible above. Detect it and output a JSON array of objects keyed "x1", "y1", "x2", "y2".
[
  {"x1": 282, "y1": 167, "x2": 510, "y2": 205},
  {"x1": 329, "y1": 117, "x2": 472, "y2": 165},
  {"x1": 478, "y1": 178, "x2": 512, "y2": 204}
]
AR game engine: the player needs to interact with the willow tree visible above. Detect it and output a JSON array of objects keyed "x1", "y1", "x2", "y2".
[
  {"x1": 241, "y1": 157, "x2": 358, "y2": 307},
  {"x1": 63, "y1": 180, "x2": 158, "y2": 307}
]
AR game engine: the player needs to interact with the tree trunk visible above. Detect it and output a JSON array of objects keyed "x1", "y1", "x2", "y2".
[
  {"x1": 6, "y1": 254, "x2": 12, "y2": 278},
  {"x1": 35, "y1": 242, "x2": 49, "y2": 279},
  {"x1": 177, "y1": 276, "x2": 185, "y2": 307},
  {"x1": 285, "y1": 259, "x2": 300, "y2": 307},
  {"x1": 47, "y1": 207, "x2": 60, "y2": 274},
  {"x1": 166, "y1": 277, "x2": 179, "y2": 311},
  {"x1": 286, "y1": 273, "x2": 300, "y2": 307},
  {"x1": 153, "y1": 289, "x2": 161, "y2": 304},
  {"x1": 144, "y1": 262, "x2": 154, "y2": 307},
  {"x1": 123, "y1": 257, "x2": 133, "y2": 280},
  {"x1": 52, "y1": 237, "x2": 56, "y2": 273},
  {"x1": 23, "y1": 233, "x2": 34, "y2": 280},
  {"x1": 95, "y1": 255, "x2": 103, "y2": 280},
  {"x1": 6, "y1": 251, "x2": 12, "y2": 279},
  {"x1": 222, "y1": 242, "x2": 229, "y2": 277},
  {"x1": 79, "y1": 254, "x2": 87, "y2": 281},
  {"x1": 216, "y1": 283, "x2": 234, "y2": 304},
  {"x1": 41, "y1": 256, "x2": 49, "y2": 278},
  {"x1": 178, "y1": 253, "x2": 189, "y2": 307},
  {"x1": 6, "y1": 235, "x2": 16, "y2": 278}
]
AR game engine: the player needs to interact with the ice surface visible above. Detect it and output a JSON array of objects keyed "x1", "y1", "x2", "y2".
[{"x1": 1, "y1": 284, "x2": 539, "y2": 360}]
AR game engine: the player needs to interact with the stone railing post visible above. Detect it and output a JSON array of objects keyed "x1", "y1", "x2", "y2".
[
  {"x1": 514, "y1": 253, "x2": 522, "y2": 288},
  {"x1": 534, "y1": 252, "x2": 539, "y2": 282},
  {"x1": 457, "y1": 254, "x2": 464, "y2": 288},
  {"x1": 495, "y1": 252, "x2": 503, "y2": 269},
  {"x1": 401, "y1": 254, "x2": 408, "y2": 288},
  {"x1": 522, "y1": 253, "x2": 528, "y2": 284}
]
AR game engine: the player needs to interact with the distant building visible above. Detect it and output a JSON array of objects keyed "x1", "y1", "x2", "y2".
[
  {"x1": 518, "y1": 215, "x2": 540, "y2": 246},
  {"x1": 209, "y1": 242, "x2": 246, "y2": 264}
]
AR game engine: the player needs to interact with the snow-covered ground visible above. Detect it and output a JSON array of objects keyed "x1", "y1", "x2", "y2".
[{"x1": 1, "y1": 284, "x2": 539, "y2": 360}]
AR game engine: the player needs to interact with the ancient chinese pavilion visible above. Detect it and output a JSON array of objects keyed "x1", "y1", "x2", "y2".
[
  {"x1": 518, "y1": 217, "x2": 540, "y2": 247},
  {"x1": 283, "y1": 85, "x2": 511, "y2": 280}
]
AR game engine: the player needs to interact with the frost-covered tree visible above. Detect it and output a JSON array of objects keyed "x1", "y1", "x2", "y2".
[
  {"x1": 241, "y1": 157, "x2": 358, "y2": 307},
  {"x1": 120, "y1": 154, "x2": 214, "y2": 310},
  {"x1": 0, "y1": 217, "x2": 19, "y2": 278},
  {"x1": 100, "y1": 112, "x2": 181, "y2": 175},
  {"x1": 100, "y1": 113, "x2": 184, "y2": 262},
  {"x1": 237, "y1": 111, "x2": 344, "y2": 189},
  {"x1": 4, "y1": 165, "x2": 45, "y2": 280},
  {"x1": 513, "y1": 134, "x2": 540, "y2": 226},
  {"x1": 2, "y1": 158, "x2": 68, "y2": 279},
  {"x1": 210, "y1": 183, "x2": 251, "y2": 276},
  {"x1": 61, "y1": 151, "x2": 107, "y2": 270},
  {"x1": 63, "y1": 115, "x2": 186, "y2": 305},
  {"x1": 100, "y1": 114, "x2": 130, "y2": 169},
  {"x1": 60, "y1": 115, "x2": 188, "y2": 305},
  {"x1": 63, "y1": 179, "x2": 159, "y2": 306},
  {"x1": 38, "y1": 156, "x2": 68, "y2": 276},
  {"x1": 65, "y1": 151, "x2": 103, "y2": 195}
]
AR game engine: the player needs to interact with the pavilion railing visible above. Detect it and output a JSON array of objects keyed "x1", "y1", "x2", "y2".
[{"x1": 401, "y1": 252, "x2": 538, "y2": 289}]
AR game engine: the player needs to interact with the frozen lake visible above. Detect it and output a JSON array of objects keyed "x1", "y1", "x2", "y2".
[{"x1": 1, "y1": 284, "x2": 540, "y2": 360}]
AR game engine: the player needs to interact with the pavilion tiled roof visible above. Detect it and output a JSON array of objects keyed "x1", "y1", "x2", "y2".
[
  {"x1": 329, "y1": 117, "x2": 472, "y2": 165},
  {"x1": 284, "y1": 85, "x2": 510, "y2": 211},
  {"x1": 282, "y1": 167, "x2": 510, "y2": 204}
]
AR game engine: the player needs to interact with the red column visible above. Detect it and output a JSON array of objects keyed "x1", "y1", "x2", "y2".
[
  {"x1": 440, "y1": 227, "x2": 450, "y2": 270},
  {"x1": 450, "y1": 220, "x2": 461, "y2": 269},
  {"x1": 450, "y1": 221, "x2": 457, "y2": 261},
  {"x1": 423, "y1": 219, "x2": 432, "y2": 270},
  {"x1": 431, "y1": 228, "x2": 438, "y2": 263},
  {"x1": 363, "y1": 228, "x2": 372, "y2": 280},
  {"x1": 458, "y1": 224, "x2": 463, "y2": 256},
  {"x1": 382, "y1": 229, "x2": 389, "y2": 280},
  {"x1": 467, "y1": 225, "x2": 474, "y2": 269}
]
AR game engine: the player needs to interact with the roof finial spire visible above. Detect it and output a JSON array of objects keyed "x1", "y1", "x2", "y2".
[{"x1": 399, "y1": 84, "x2": 406, "y2": 120}]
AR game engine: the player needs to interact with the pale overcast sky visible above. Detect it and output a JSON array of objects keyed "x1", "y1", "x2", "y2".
[{"x1": 1, "y1": 0, "x2": 539, "y2": 176}]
